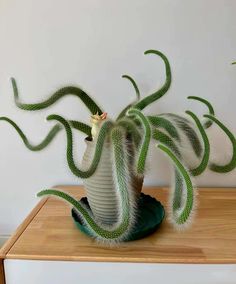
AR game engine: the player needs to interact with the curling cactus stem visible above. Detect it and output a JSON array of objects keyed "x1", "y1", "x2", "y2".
[
  {"x1": 204, "y1": 114, "x2": 236, "y2": 173},
  {"x1": 158, "y1": 144, "x2": 194, "y2": 226},
  {"x1": 117, "y1": 117, "x2": 142, "y2": 147},
  {"x1": 0, "y1": 117, "x2": 91, "y2": 151},
  {"x1": 186, "y1": 111, "x2": 210, "y2": 176},
  {"x1": 148, "y1": 115, "x2": 180, "y2": 141},
  {"x1": 122, "y1": 75, "x2": 140, "y2": 101},
  {"x1": 134, "y1": 50, "x2": 171, "y2": 110},
  {"x1": 127, "y1": 108, "x2": 151, "y2": 174},
  {"x1": 11, "y1": 77, "x2": 103, "y2": 115},
  {"x1": 116, "y1": 75, "x2": 141, "y2": 120},
  {"x1": 47, "y1": 114, "x2": 114, "y2": 179},
  {"x1": 164, "y1": 113, "x2": 203, "y2": 158},
  {"x1": 187, "y1": 96, "x2": 215, "y2": 129}
]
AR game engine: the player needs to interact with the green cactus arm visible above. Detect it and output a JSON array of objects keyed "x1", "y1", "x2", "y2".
[
  {"x1": 11, "y1": 78, "x2": 103, "y2": 115},
  {"x1": 116, "y1": 75, "x2": 141, "y2": 120},
  {"x1": 0, "y1": 117, "x2": 61, "y2": 151},
  {"x1": 116, "y1": 105, "x2": 131, "y2": 121},
  {"x1": 188, "y1": 96, "x2": 215, "y2": 129},
  {"x1": 172, "y1": 170, "x2": 184, "y2": 211},
  {"x1": 148, "y1": 115, "x2": 180, "y2": 141},
  {"x1": 127, "y1": 108, "x2": 151, "y2": 174},
  {"x1": 152, "y1": 129, "x2": 181, "y2": 157},
  {"x1": 47, "y1": 114, "x2": 113, "y2": 178},
  {"x1": 178, "y1": 121, "x2": 202, "y2": 157},
  {"x1": 117, "y1": 117, "x2": 142, "y2": 147},
  {"x1": 204, "y1": 114, "x2": 236, "y2": 173},
  {"x1": 151, "y1": 125, "x2": 183, "y2": 211},
  {"x1": 122, "y1": 75, "x2": 140, "y2": 101},
  {"x1": 157, "y1": 144, "x2": 194, "y2": 226},
  {"x1": 134, "y1": 50, "x2": 171, "y2": 110},
  {"x1": 160, "y1": 113, "x2": 191, "y2": 124},
  {"x1": 69, "y1": 120, "x2": 92, "y2": 138},
  {"x1": 151, "y1": 121, "x2": 184, "y2": 211},
  {"x1": 152, "y1": 128, "x2": 183, "y2": 211},
  {"x1": 0, "y1": 117, "x2": 91, "y2": 151},
  {"x1": 163, "y1": 113, "x2": 203, "y2": 157},
  {"x1": 151, "y1": 126, "x2": 183, "y2": 211},
  {"x1": 186, "y1": 111, "x2": 210, "y2": 176},
  {"x1": 37, "y1": 126, "x2": 136, "y2": 242}
]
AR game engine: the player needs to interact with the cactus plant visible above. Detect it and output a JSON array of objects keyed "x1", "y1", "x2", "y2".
[{"x1": 2, "y1": 50, "x2": 235, "y2": 244}]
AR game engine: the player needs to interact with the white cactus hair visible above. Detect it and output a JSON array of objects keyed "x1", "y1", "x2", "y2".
[
  {"x1": 85, "y1": 124, "x2": 140, "y2": 244},
  {"x1": 168, "y1": 164, "x2": 198, "y2": 231},
  {"x1": 108, "y1": 125, "x2": 139, "y2": 243}
]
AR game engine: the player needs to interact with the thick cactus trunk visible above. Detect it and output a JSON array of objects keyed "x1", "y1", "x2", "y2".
[{"x1": 82, "y1": 138, "x2": 143, "y2": 225}]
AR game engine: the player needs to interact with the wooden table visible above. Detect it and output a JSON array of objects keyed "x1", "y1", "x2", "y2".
[{"x1": 1, "y1": 186, "x2": 236, "y2": 284}]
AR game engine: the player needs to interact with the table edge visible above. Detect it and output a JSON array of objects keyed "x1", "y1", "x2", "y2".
[
  {"x1": 0, "y1": 197, "x2": 48, "y2": 259},
  {"x1": 4, "y1": 254, "x2": 236, "y2": 264}
]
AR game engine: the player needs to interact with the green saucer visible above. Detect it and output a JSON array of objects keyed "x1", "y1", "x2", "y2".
[{"x1": 71, "y1": 193, "x2": 165, "y2": 241}]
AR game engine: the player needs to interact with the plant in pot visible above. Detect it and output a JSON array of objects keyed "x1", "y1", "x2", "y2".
[{"x1": 2, "y1": 50, "x2": 235, "y2": 244}]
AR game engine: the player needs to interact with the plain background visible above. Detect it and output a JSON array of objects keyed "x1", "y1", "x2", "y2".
[{"x1": 0, "y1": 0, "x2": 235, "y2": 236}]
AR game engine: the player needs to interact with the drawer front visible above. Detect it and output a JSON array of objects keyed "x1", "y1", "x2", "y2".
[{"x1": 4, "y1": 260, "x2": 236, "y2": 284}]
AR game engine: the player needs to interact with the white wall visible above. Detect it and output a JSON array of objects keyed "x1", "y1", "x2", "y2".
[{"x1": 0, "y1": 0, "x2": 235, "y2": 235}]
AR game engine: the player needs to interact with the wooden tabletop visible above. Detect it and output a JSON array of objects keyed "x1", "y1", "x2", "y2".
[{"x1": 1, "y1": 186, "x2": 236, "y2": 264}]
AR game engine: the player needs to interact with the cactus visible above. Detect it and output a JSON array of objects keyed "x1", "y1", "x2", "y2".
[
  {"x1": 38, "y1": 126, "x2": 137, "y2": 243},
  {"x1": 2, "y1": 50, "x2": 235, "y2": 244}
]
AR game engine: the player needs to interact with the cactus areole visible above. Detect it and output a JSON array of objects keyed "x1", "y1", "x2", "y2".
[{"x1": 3, "y1": 50, "x2": 236, "y2": 244}]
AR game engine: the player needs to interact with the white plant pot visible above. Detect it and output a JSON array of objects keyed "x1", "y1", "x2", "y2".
[{"x1": 82, "y1": 138, "x2": 143, "y2": 225}]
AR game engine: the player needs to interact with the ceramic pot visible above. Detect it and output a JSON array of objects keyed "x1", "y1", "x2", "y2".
[{"x1": 82, "y1": 138, "x2": 143, "y2": 225}]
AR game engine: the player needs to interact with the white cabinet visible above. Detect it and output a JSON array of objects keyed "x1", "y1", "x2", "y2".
[{"x1": 4, "y1": 260, "x2": 236, "y2": 284}]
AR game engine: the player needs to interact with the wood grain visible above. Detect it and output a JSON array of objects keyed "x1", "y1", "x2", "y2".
[
  {"x1": 0, "y1": 259, "x2": 5, "y2": 284},
  {"x1": 0, "y1": 197, "x2": 48, "y2": 259},
  {"x1": 5, "y1": 186, "x2": 236, "y2": 264}
]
